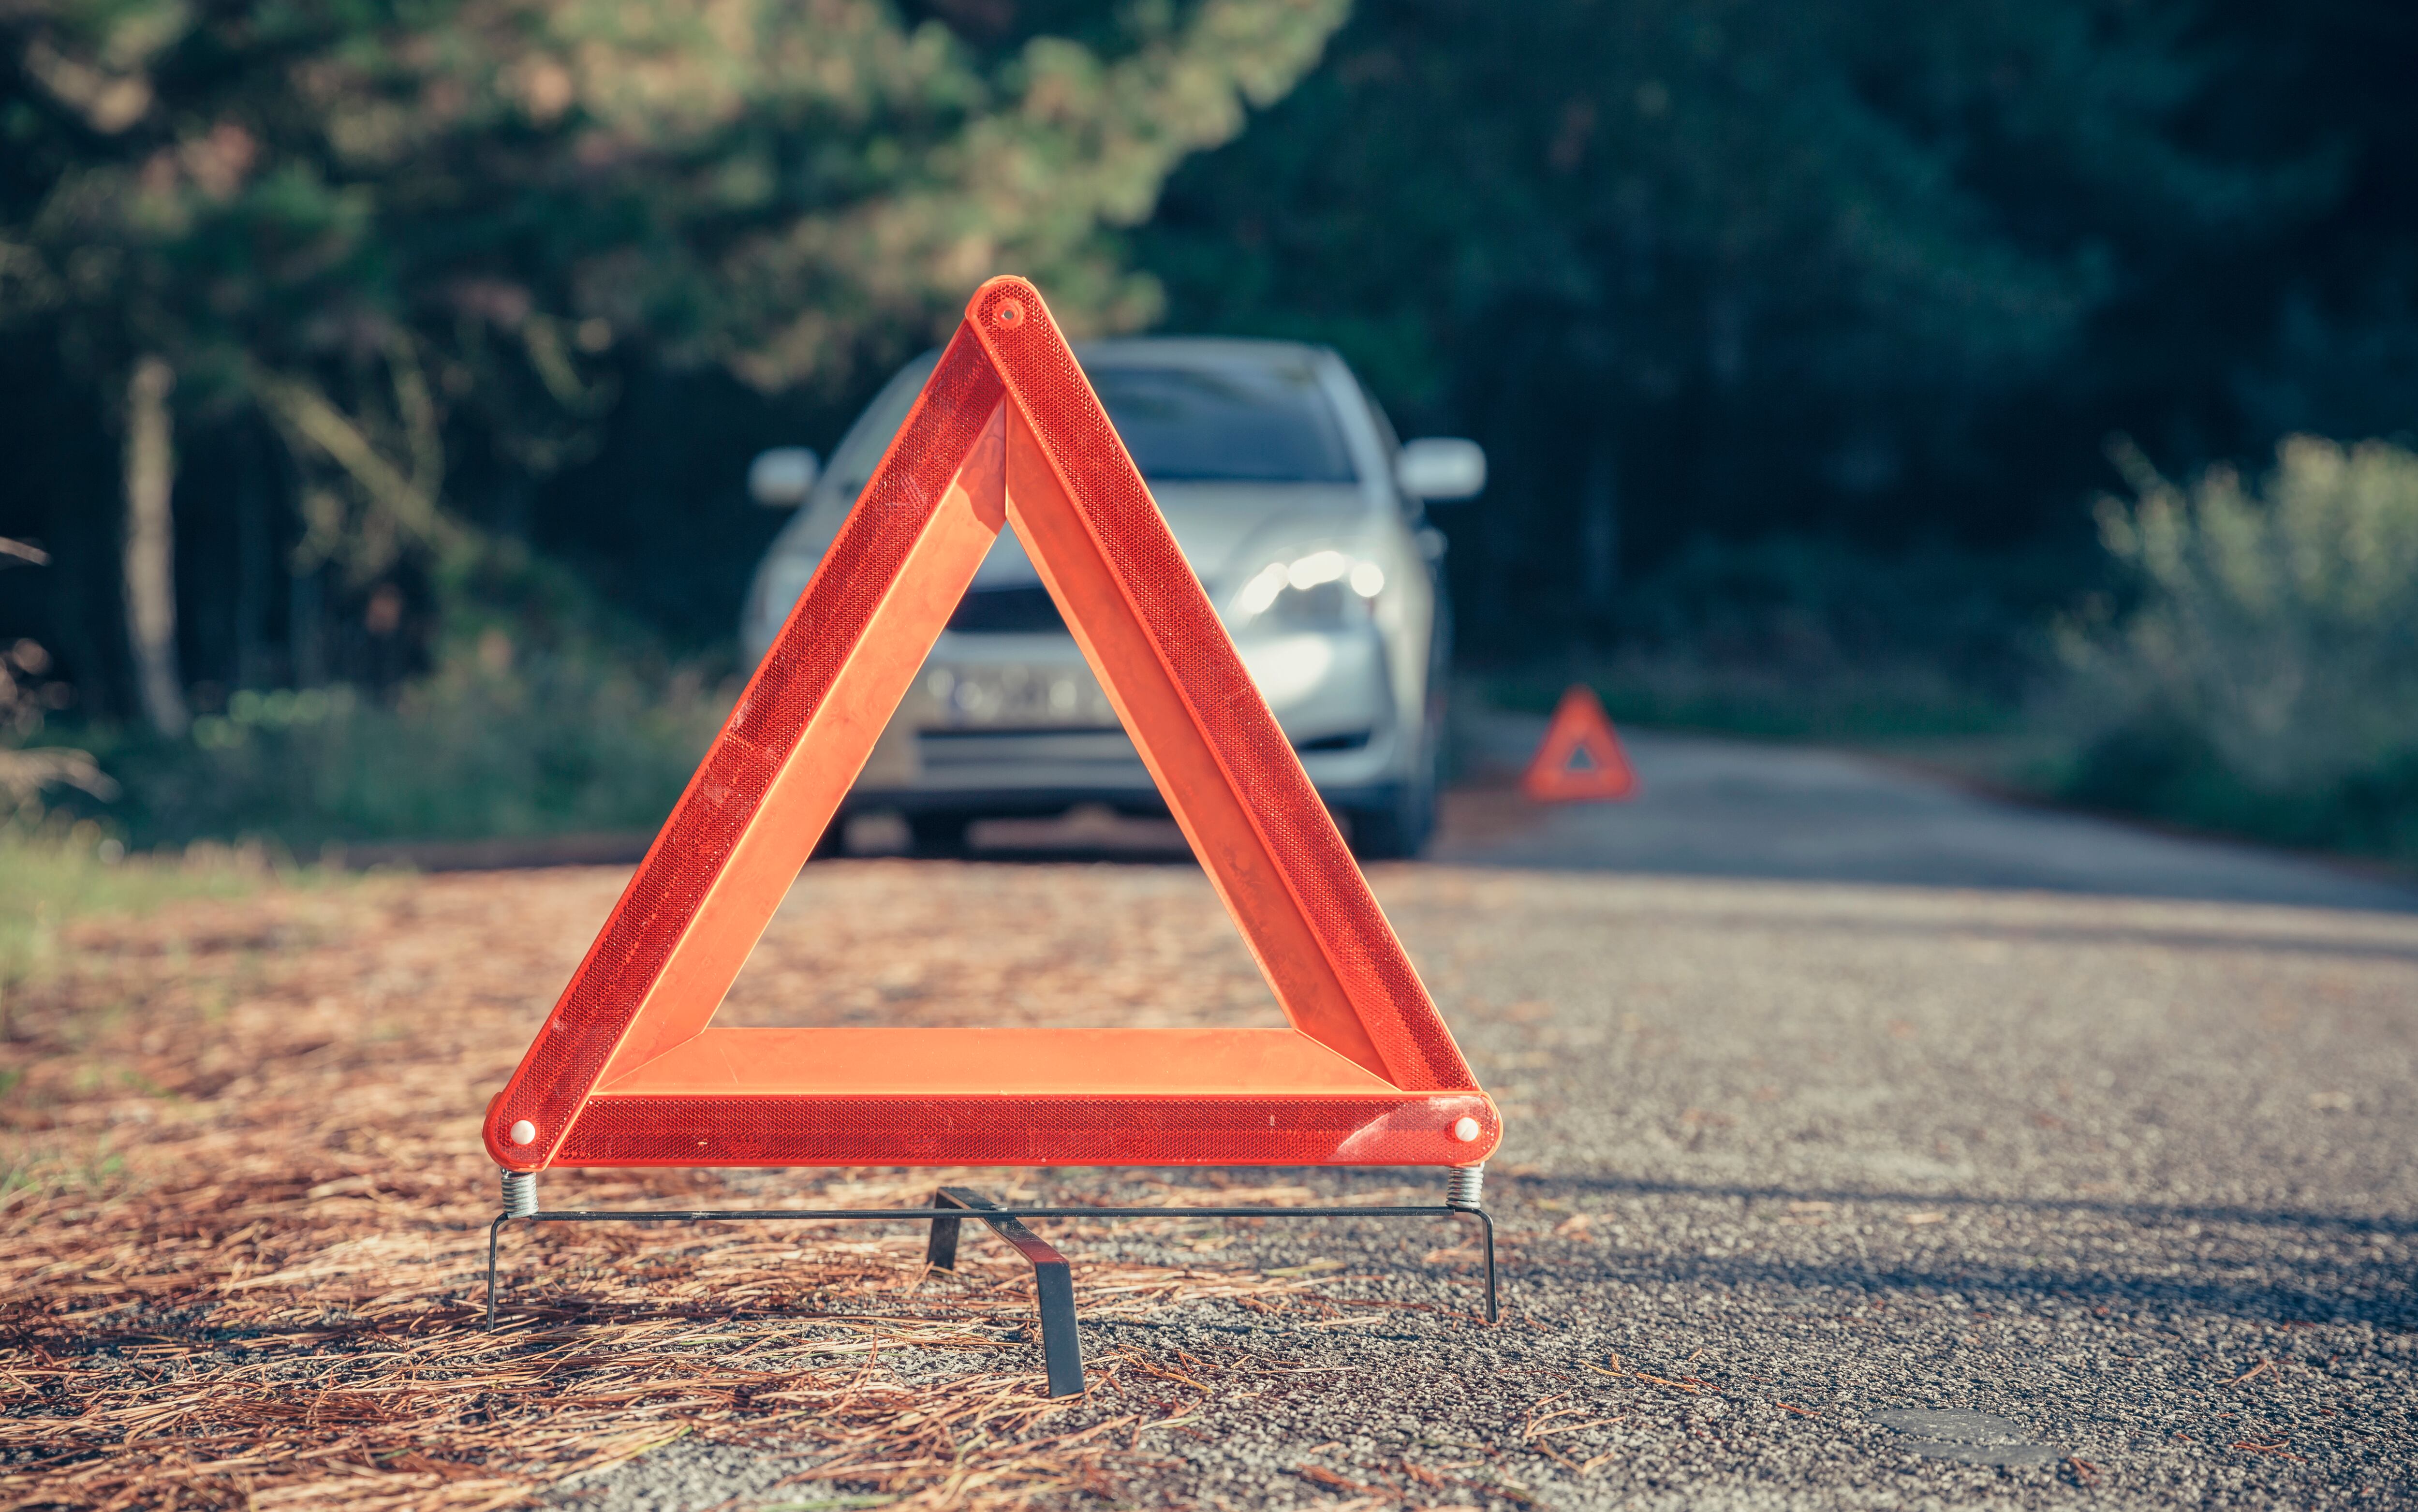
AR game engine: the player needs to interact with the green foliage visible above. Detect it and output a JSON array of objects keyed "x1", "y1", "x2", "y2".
[
  {"x1": 1148, "y1": 0, "x2": 2323, "y2": 407},
  {"x1": 110, "y1": 657, "x2": 724, "y2": 850},
  {"x1": 6, "y1": 0, "x2": 1353, "y2": 846},
  {"x1": 1139, "y1": 0, "x2": 2347, "y2": 653},
  {"x1": 88, "y1": 542, "x2": 733, "y2": 850},
  {"x1": 2058, "y1": 437, "x2": 2418, "y2": 858},
  {"x1": 2, "y1": 0, "x2": 1348, "y2": 580}
]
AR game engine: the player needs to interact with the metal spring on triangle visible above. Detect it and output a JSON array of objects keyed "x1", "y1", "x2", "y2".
[
  {"x1": 501, "y1": 1169, "x2": 539, "y2": 1218},
  {"x1": 1445, "y1": 1163, "x2": 1485, "y2": 1211}
]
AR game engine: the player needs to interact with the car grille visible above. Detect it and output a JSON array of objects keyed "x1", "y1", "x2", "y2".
[{"x1": 947, "y1": 585, "x2": 1066, "y2": 634}]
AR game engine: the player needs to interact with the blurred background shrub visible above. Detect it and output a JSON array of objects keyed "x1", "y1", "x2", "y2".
[
  {"x1": 2058, "y1": 439, "x2": 2418, "y2": 860},
  {"x1": 103, "y1": 657, "x2": 723, "y2": 851},
  {"x1": 77, "y1": 540, "x2": 733, "y2": 850}
]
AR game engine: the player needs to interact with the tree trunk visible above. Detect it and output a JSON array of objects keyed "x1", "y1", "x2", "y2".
[
  {"x1": 1580, "y1": 433, "x2": 1620, "y2": 614},
  {"x1": 122, "y1": 354, "x2": 188, "y2": 735},
  {"x1": 234, "y1": 421, "x2": 270, "y2": 689},
  {"x1": 290, "y1": 563, "x2": 326, "y2": 687}
]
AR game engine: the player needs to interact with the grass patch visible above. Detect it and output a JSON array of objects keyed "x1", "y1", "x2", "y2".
[{"x1": 0, "y1": 822, "x2": 282, "y2": 1012}]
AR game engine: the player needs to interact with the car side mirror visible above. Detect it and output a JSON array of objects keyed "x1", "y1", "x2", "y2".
[
  {"x1": 748, "y1": 447, "x2": 820, "y2": 507},
  {"x1": 1396, "y1": 438, "x2": 1486, "y2": 501}
]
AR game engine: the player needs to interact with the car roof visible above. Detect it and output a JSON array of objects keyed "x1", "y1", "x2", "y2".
[{"x1": 1071, "y1": 336, "x2": 1334, "y2": 369}]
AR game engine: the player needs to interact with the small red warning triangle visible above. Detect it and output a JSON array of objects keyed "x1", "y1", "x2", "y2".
[
  {"x1": 1521, "y1": 685, "x2": 1638, "y2": 802},
  {"x1": 483, "y1": 278, "x2": 1497, "y2": 1174}
]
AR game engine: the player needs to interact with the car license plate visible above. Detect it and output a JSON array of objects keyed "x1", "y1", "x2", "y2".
[{"x1": 925, "y1": 664, "x2": 1117, "y2": 728}]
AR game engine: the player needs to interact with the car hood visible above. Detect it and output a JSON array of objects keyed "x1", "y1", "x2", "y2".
[{"x1": 966, "y1": 482, "x2": 1373, "y2": 593}]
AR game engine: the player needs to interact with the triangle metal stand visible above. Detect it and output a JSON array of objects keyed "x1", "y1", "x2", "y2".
[{"x1": 483, "y1": 1167, "x2": 1497, "y2": 1397}]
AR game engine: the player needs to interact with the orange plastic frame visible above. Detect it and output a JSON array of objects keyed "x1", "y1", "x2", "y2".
[{"x1": 485, "y1": 277, "x2": 1500, "y2": 1172}]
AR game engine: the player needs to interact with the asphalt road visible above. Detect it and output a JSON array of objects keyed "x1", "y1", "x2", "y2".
[
  {"x1": 583, "y1": 727, "x2": 2418, "y2": 1511},
  {"x1": 1436, "y1": 716, "x2": 2418, "y2": 911}
]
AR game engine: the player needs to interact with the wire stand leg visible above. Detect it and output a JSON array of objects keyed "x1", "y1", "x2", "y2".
[
  {"x1": 1474, "y1": 1208, "x2": 1498, "y2": 1323},
  {"x1": 926, "y1": 1189, "x2": 965, "y2": 1271},
  {"x1": 936, "y1": 1187, "x2": 1086, "y2": 1396},
  {"x1": 485, "y1": 1215, "x2": 509, "y2": 1332}
]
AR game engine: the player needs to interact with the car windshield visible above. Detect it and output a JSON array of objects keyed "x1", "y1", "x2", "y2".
[
  {"x1": 1089, "y1": 362, "x2": 1356, "y2": 484},
  {"x1": 815, "y1": 351, "x2": 1358, "y2": 523}
]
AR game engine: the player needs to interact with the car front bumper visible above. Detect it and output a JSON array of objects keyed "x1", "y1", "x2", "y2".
[{"x1": 846, "y1": 627, "x2": 1405, "y2": 815}]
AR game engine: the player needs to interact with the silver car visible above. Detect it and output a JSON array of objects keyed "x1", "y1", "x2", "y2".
[{"x1": 741, "y1": 338, "x2": 1484, "y2": 858}]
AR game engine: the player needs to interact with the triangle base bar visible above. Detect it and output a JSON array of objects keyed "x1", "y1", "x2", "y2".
[
  {"x1": 553, "y1": 1091, "x2": 1500, "y2": 1167},
  {"x1": 596, "y1": 1027, "x2": 1401, "y2": 1097},
  {"x1": 484, "y1": 1181, "x2": 1501, "y2": 1395}
]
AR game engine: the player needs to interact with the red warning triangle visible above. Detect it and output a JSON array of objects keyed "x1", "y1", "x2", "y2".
[
  {"x1": 1521, "y1": 686, "x2": 1638, "y2": 802},
  {"x1": 485, "y1": 278, "x2": 1497, "y2": 1173}
]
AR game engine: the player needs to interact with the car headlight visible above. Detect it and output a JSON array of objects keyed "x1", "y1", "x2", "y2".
[{"x1": 1230, "y1": 549, "x2": 1386, "y2": 632}]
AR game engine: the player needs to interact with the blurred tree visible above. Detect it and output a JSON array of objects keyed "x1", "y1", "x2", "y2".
[
  {"x1": 120, "y1": 353, "x2": 184, "y2": 733},
  {"x1": 0, "y1": 0, "x2": 1347, "y2": 705},
  {"x1": 1138, "y1": 0, "x2": 2340, "y2": 652},
  {"x1": 12, "y1": 0, "x2": 2406, "y2": 696},
  {"x1": 2198, "y1": 0, "x2": 2418, "y2": 450}
]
